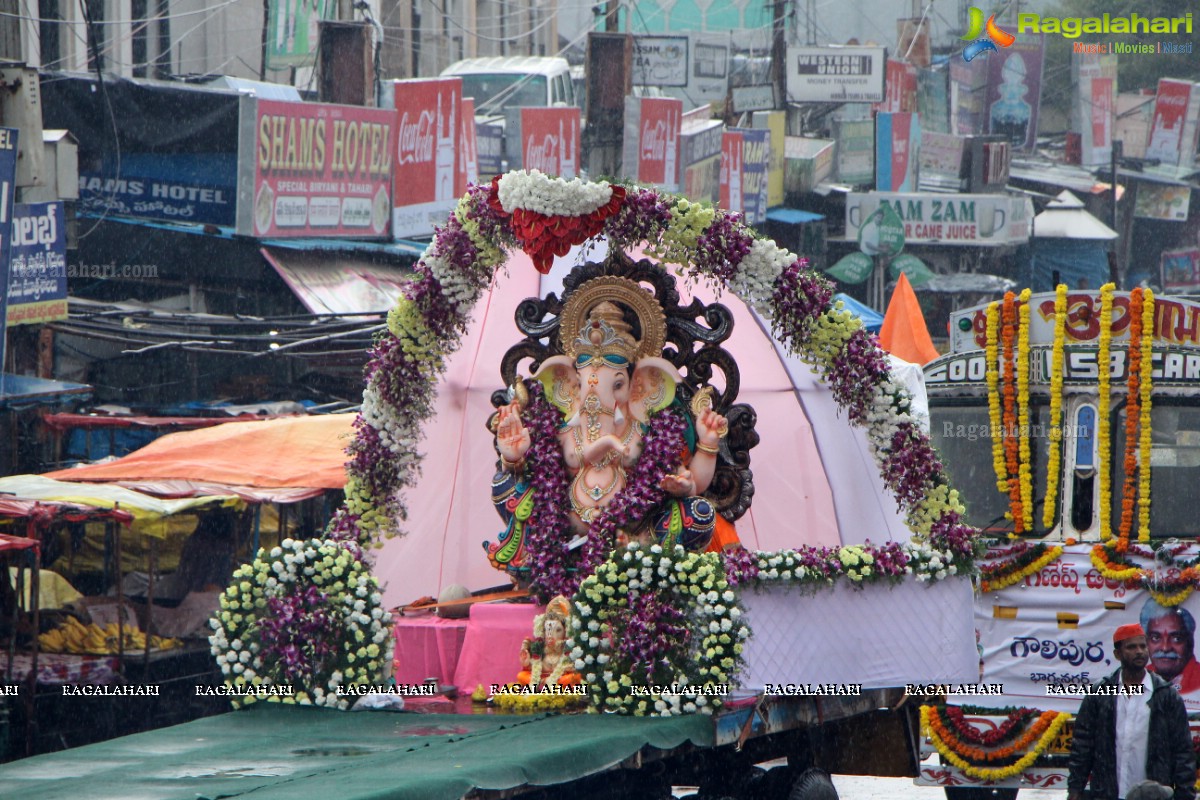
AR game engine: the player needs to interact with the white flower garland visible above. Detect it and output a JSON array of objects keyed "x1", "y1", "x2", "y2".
[
  {"x1": 570, "y1": 543, "x2": 749, "y2": 717},
  {"x1": 495, "y1": 169, "x2": 616, "y2": 216},
  {"x1": 208, "y1": 538, "x2": 393, "y2": 710}
]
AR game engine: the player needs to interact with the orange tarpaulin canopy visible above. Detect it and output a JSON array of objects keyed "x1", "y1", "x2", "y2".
[
  {"x1": 45, "y1": 414, "x2": 353, "y2": 490},
  {"x1": 879, "y1": 273, "x2": 940, "y2": 366}
]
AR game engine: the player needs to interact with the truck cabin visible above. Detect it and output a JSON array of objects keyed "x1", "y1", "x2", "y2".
[{"x1": 924, "y1": 290, "x2": 1200, "y2": 541}]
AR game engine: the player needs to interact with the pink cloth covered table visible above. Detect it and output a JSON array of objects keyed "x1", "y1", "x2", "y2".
[
  {"x1": 452, "y1": 602, "x2": 540, "y2": 694},
  {"x1": 3, "y1": 652, "x2": 120, "y2": 685},
  {"x1": 392, "y1": 614, "x2": 469, "y2": 686}
]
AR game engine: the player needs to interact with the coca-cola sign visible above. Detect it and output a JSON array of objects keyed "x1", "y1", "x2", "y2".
[
  {"x1": 637, "y1": 98, "x2": 682, "y2": 189},
  {"x1": 392, "y1": 77, "x2": 462, "y2": 238},
  {"x1": 520, "y1": 107, "x2": 580, "y2": 179}
]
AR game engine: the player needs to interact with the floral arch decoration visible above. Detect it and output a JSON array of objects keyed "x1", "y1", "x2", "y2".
[{"x1": 326, "y1": 169, "x2": 980, "y2": 592}]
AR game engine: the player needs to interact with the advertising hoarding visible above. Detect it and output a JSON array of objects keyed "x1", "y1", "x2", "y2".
[
  {"x1": 237, "y1": 97, "x2": 395, "y2": 239},
  {"x1": 786, "y1": 46, "x2": 886, "y2": 104},
  {"x1": 7, "y1": 201, "x2": 66, "y2": 326},
  {"x1": 520, "y1": 108, "x2": 581, "y2": 179},
  {"x1": 391, "y1": 78, "x2": 462, "y2": 238}
]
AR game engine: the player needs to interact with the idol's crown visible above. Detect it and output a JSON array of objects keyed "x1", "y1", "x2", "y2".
[{"x1": 567, "y1": 301, "x2": 637, "y2": 364}]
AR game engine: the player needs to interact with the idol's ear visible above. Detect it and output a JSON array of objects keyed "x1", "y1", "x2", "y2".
[
  {"x1": 630, "y1": 357, "x2": 682, "y2": 423},
  {"x1": 533, "y1": 356, "x2": 580, "y2": 417}
]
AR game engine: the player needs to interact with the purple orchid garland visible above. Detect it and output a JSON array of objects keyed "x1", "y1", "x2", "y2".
[
  {"x1": 522, "y1": 382, "x2": 688, "y2": 602},
  {"x1": 257, "y1": 585, "x2": 339, "y2": 685},
  {"x1": 614, "y1": 590, "x2": 691, "y2": 686}
]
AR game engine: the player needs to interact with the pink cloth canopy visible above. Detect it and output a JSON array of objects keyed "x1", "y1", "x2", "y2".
[{"x1": 374, "y1": 246, "x2": 914, "y2": 607}]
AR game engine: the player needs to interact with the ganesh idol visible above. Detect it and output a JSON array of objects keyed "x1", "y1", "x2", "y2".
[{"x1": 485, "y1": 276, "x2": 731, "y2": 586}]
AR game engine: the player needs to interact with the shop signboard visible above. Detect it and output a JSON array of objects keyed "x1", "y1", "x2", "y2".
[
  {"x1": 857, "y1": 202, "x2": 905, "y2": 257},
  {"x1": 984, "y1": 34, "x2": 1045, "y2": 152},
  {"x1": 920, "y1": 132, "x2": 966, "y2": 178},
  {"x1": 846, "y1": 191, "x2": 1025, "y2": 248},
  {"x1": 874, "y1": 59, "x2": 918, "y2": 114},
  {"x1": 476, "y1": 121, "x2": 504, "y2": 181},
  {"x1": 632, "y1": 36, "x2": 689, "y2": 87},
  {"x1": 459, "y1": 98, "x2": 479, "y2": 187},
  {"x1": 735, "y1": 128, "x2": 770, "y2": 225},
  {"x1": 1162, "y1": 248, "x2": 1200, "y2": 293},
  {"x1": 784, "y1": 137, "x2": 834, "y2": 194},
  {"x1": 875, "y1": 112, "x2": 921, "y2": 192},
  {"x1": 265, "y1": 0, "x2": 334, "y2": 69},
  {"x1": 237, "y1": 97, "x2": 396, "y2": 239},
  {"x1": 79, "y1": 158, "x2": 237, "y2": 227},
  {"x1": 917, "y1": 67, "x2": 949, "y2": 134},
  {"x1": 623, "y1": 97, "x2": 682, "y2": 192},
  {"x1": 950, "y1": 57, "x2": 987, "y2": 136},
  {"x1": 826, "y1": 252, "x2": 874, "y2": 284},
  {"x1": 390, "y1": 78, "x2": 461, "y2": 238},
  {"x1": 786, "y1": 46, "x2": 886, "y2": 104},
  {"x1": 0, "y1": 127, "x2": 18, "y2": 374},
  {"x1": 719, "y1": 131, "x2": 744, "y2": 215},
  {"x1": 1146, "y1": 79, "x2": 1200, "y2": 167},
  {"x1": 1135, "y1": 184, "x2": 1191, "y2": 222},
  {"x1": 1073, "y1": 53, "x2": 1117, "y2": 166},
  {"x1": 520, "y1": 107, "x2": 580, "y2": 179},
  {"x1": 7, "y1": 201, "x2": 66, "y2": 326},
  {"x1": 832, "y1": 118, "x2": 875, "y2": 186},
  {"x1": 680, "y1": 116, "x2": 723, "y2": 204},
  {"x1": 753, "y1": 111, "x2": 787, "y2": 205}
]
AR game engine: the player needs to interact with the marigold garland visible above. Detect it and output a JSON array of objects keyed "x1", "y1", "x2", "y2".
[
  {"x1": 1043, "y1": 285, "x2": 1068, "y2": 529},
  {"x1": 1016, "y1": 289, "x2": 1033, "y2": 532},
  {"x1": 1138, "y1": 290, "x2": 1155, "y2": 542},
  {"x1": 1117, "y1": 288, "x2": 1144, "y2": 550},
  {"x1": 980, "y1": 543, "x2": 1064, "y2": 593},
  {"x1": 1000, "y1": 292, "x2": 1023, "y2": 529},
  {"x1": 1097, "y1": 284, "x2": 1115, "y2": 543},
  {"x1": 985, "y1": 302, "x2": 1006, "y2": 496},
  {"x1": 921, "y1": 705, "x2": 1071, "y2": 782},
  {"x1": 1090, "y1": 542, "x2": 1143, "y2": 583},
  {"x1": 944, "y1": 706, "x2": 1037, "y2": 747}
]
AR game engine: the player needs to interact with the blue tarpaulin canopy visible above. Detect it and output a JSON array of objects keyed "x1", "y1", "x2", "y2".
[
  {"x1": 834, "y1": 293, "x2": 883, "y2": 333},
  {"x1": 0, "y1": 374, "x2": 91, "y2": 410}
]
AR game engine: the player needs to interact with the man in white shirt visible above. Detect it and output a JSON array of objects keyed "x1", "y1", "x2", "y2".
[{"x1": 1068, "y1": 623, "x2": 1195, "y2": 800}]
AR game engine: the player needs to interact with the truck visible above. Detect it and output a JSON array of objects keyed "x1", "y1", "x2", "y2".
[{"x1": 919, "y1": 286, "x2": 1200, "y2": 798}]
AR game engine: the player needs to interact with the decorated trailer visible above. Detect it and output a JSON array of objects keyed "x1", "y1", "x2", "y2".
[{"x1": 920, "y1": 286, "x2": 1200, "y2": 797}]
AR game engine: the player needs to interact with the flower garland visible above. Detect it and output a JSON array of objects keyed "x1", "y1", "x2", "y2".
[
  {"x1": 921, "y1": 705, "x2": 1071, "y2": 782},
  {"x1": 1138, "y1": 289, "x2": 1155, "y2": 543},
  {"x1": 979, "y1": 543, "x2": 1064, "y2": 593},
  {"x1": 985, "y1": 301, "x2": 1006, "y2": 496},
  {"x1": 208, "y1": 538, "x2": 393, "y2": 709},
  {"x1": 944, "y1": 705, "x2": 1037, "y2": 746},
  {"x1": 1117, "y1": 287, "x2": 1144, "y2": 549},
  {"x1": 570, "y1": 543, "x2": 749, "y2": 716},
  {"x1": 1043, "y1": 284, "x2": 1068, "y2": 529},
  {"x1": 1000, "y1": 292, "x2": 1023, "y2": 529},
  {"x1": 1097, "y1": 283, "x2": 1115, "y2": 544},
  {"x1": 1016, "y1": 288, "x2": 1033, "y2": 532},
  {"x1": 1090, "y1": 541, "x2": 1147, "y2": 584},
  {"x1": 333, "y1": 169, "x2": 982, "y2": 593}
]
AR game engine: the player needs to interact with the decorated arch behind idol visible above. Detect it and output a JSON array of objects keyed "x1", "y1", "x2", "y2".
[{"x1": 219, "y1": 170, "x2": 983, "y2": 714}]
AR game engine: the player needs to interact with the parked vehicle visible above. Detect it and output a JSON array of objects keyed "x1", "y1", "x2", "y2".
[{"x1": 440, "y1": 56, "x2": 576, "y2": 119}]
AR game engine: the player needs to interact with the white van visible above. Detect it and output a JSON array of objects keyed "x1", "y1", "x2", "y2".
[{"x1": 440, "y1": 56, "x2": 576, "y2": 118}]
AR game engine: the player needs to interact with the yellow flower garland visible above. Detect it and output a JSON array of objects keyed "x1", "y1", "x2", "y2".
[
  {"x1": 1043, "y1": 285, "x2": 1068, "y2": 529},
  {"x1": 1016, "y1": 289, "x2": 1033, "y2": 532},
  {"x1": 985, "y1": 301, "x2": 1006, "y2": 495},
  {"x1": 1097, "y1": 284, "x2": 1115, "y2": 541},
  {"x1": 921, "y1": 705, "x2": 1071, "y2": 782},
  {"x1": 1150, "y1": 584, "x2": 1195, "y2": 607},
  {"x1": 1090, "y1": 543, "x2": 1143, "y2": 582},
  {"x1": 1138, "y1": 290, "x2": 1155, "y2": 542},
  {"x1": 982, "y1": 545, "x2": 1064, "y2": 592}
]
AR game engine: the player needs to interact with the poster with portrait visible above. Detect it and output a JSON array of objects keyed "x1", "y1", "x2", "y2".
[{"x1": 975, "y1": 544, "x2": 1200, "y2": 714}]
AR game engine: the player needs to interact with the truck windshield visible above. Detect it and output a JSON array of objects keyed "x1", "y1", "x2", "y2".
[
  {"x1": 930, "y1": 404, "x2": 1051, "y2": 532},
  {"x1": 460, "y1": 74, "x2": 548, "y2": 114},
  {"x1": 1112, "y1": 403, "x2": 1200, "y2": 537}
]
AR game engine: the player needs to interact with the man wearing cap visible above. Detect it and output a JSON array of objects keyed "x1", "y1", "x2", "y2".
[{"x1": 1067, "y1": 623, "x2": 1195, "y2": 800}]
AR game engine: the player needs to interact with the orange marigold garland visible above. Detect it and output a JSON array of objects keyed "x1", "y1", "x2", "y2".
[
  {"x1": 1000, "y1": 291, "x2": 1024, "y2": 531},
  {"x1": 921, "y1": 705, "x2": 1071, "y2": 782},
  {"x1": 1117, "y1": 288, "x2": 1144, "y2": 551}
]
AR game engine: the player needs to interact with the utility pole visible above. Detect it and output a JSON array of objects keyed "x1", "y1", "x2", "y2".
[
  {"x1": 1110, "y1": 139, "x2": 1123, "y2": 286},
  {"x1": 605, "y1": 0, "x2": 619, "y2": 32},
  {"x1": 772, "y1": 0, "x2": 787, "y2": 110}
]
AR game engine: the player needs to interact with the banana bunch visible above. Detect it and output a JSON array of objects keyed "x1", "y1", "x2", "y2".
[{"x1": 39, "y1": 617, "x2": 183, "y2": 654}]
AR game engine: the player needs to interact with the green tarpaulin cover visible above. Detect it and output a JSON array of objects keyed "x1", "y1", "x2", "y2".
[{"x1": 0, "y1": 705, "x2": 713, "y2": 800}]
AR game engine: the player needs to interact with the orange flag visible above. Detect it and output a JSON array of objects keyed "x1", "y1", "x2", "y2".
[{"x1": 879, "y1": 273, "x2": 940, "y2": 365}]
